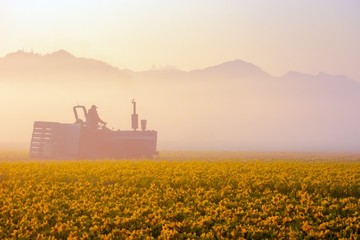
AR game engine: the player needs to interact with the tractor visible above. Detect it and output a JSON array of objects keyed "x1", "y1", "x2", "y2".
[{"x1": 29, "y1": 100, "x2": 158, "y2": 159}]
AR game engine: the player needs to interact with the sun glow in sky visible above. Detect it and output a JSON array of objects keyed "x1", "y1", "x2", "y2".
[{"x1": 1, "y1": 0, "x2": 360, "y2": 79}]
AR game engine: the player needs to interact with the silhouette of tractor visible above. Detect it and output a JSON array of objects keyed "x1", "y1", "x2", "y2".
[{"x1": 29, "y1": 100, "x2": 158, "y2": 159}]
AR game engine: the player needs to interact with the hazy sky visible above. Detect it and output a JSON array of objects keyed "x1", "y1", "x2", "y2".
[{"x1": 1, "y1": 0, "x2": 360, "y2": 80}]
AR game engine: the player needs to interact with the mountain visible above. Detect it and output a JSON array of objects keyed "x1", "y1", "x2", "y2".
[
  {"x1": 0, "y1": 50, "x2": 132, "y2": 82},
  {"x1": 189, "y1": 59, "x2": 271, "y2": 80},
  {"x1": 1, "y1": 50, "x2": 360, "y2": 152}
]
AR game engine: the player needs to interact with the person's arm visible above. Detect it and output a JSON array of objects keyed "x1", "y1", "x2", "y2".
[
  {"x1": 99, "y1": 118, "x2": 106, "y2": 125},
  {"x1": 96, "y1": 112, "x2": 106, "y2": 125}
]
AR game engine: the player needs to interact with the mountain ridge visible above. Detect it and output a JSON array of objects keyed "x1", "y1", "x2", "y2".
[
  {"x1": 0, "y1": 50, "x2": 133, "y2": 81},
  {"x1": 1, "y1": 50, "x2": 357, "y2": 83},
  {"x1": 1, "y1": 50, "x2": 360, "y2": 152}
]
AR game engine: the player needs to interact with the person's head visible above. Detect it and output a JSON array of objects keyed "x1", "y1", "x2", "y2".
[{"x1": 91, "y1": 105, "x2": 97, "y2": 109}]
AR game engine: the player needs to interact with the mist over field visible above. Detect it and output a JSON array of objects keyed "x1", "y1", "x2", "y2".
[
  {"x1": 2, "y1": 2, "x2": 360, "y2": 239},
  {"x1": 1, "y1": 50, "x2": 360, "y2": 152},
  {"x1": 1, "y1": 1, "x2": 360, "y2": 153}
]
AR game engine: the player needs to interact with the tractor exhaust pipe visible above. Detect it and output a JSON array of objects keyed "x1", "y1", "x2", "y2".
[{"x1": 131, "y1": 99, "x2": 138, "y2": 131}]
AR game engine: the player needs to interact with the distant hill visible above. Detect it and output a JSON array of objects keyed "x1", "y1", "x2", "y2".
[
  {"x1": 189, "y1": 59, "x2": 271, "y2": 80},
  {"x1": 0, "y1": 50, "x2": 132, "y2": 82},
  {"x1": 1, "y1": 50, "x2": 360, "y2": 152}
]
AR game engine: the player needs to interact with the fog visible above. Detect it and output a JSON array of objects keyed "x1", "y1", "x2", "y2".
[{"x1": 1, "y1": 53, "x2": 360, "y2": 152}]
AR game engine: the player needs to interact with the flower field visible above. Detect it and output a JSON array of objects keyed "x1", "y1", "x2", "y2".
[{"x1": 0, "y1": 151, "x2": 360, "y2": 239}]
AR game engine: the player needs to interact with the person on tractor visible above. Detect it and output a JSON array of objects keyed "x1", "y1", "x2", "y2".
[{"x1": 87, "y1": 105, "x2": 107, "y2": 130}]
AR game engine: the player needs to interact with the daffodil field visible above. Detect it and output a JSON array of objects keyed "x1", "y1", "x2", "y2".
[{"x1": 0, "y1": 151, "x2": 360, "y2": 239}]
